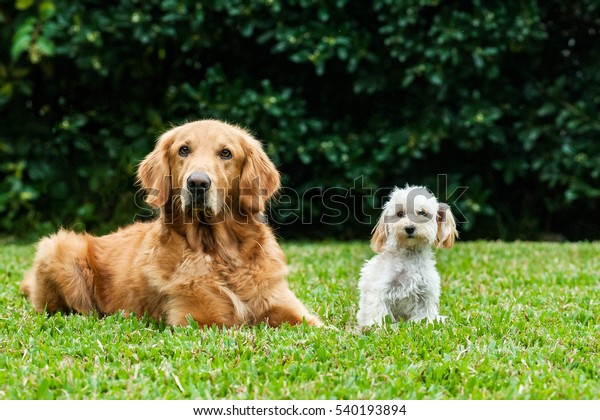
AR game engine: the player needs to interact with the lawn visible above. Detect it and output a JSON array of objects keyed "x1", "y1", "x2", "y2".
[{"x1": 0, "y1": 240, "x2": 598, "y2": 399}]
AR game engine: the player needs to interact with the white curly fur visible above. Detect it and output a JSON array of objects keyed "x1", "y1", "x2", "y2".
[{"x1": 357, "y1": 185, "x2": 458, "y2": 326}]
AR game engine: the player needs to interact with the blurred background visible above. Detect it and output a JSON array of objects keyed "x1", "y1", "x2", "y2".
[{"x1": 1, "y1": 0, "x2": 599, "y2": 241}]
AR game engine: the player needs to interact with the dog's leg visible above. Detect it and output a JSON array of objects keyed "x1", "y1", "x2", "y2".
[
  {"x1": 408, "y1": 297, "x2": 445, "y2": 323},
  {"x1": 356, "y1": 276, "x2": 394, "y2": 327},
  {"x1": 20, "y1": 265, "x2": 70, "y2": 314},
  {"x1": 356, "y1": 298, "x2": 391, "y2": 327},
  {"x1": 262, "y1": 288, "x2": 322, "y2": 327},
  {"x1": 264, "y1": 306, "x2": 322, "y2": 327}
]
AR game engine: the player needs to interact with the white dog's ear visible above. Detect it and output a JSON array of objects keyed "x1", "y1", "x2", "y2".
[
  {"x1": 370, "y1": 212, "x2": 388, "y2": 253},
  {"x1": 435, "y1": 203, "x2": 458, "y2": 248}
]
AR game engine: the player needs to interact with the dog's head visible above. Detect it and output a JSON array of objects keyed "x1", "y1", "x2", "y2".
[
  {"x1": 371, "y1": 185, "x2": 458, "y2": 253},
  {"x1": 137, "y1": 120, "x2": 280, "y2": 221}
]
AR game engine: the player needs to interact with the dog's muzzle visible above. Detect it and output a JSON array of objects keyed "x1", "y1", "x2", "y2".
[{"x1": 186, "y1": 172, "x2": 211, "y2": 208}]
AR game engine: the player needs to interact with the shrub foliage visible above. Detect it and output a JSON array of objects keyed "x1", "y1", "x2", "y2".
[{"x1": 1, "y1": 0, "x2": 599, "y2": 239}]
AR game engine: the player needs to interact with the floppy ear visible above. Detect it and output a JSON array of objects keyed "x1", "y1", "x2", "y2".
[
  {"x1": 435, "y1": 203, "x2": 458, "y2": 249},
  {"x1": 370, "y1": 211, "x2": 388, "y2": 253},
  {"x1": 239, "y1": 136, "x2": 280, "y2": 214},
  {"x1": 137, "y1": 128, "x2": 176, "y2": 208}
]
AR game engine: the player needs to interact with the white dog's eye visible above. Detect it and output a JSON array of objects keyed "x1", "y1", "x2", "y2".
[
  {"x1": 396, "y1": 210, "x2": 405, "y2": 218},
  {"x1": 417, "y1": 209, "x2": 428, "y2": 217}
]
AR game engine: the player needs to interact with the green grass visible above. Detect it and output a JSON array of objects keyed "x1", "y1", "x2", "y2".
[{"x1": 1, "y1": 240, "x2": 599, "y2": 399}]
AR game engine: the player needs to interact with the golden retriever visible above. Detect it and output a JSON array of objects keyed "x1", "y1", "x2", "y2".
[{"x1": 20, "y1": 120, "x2": 322, "y2": 327}]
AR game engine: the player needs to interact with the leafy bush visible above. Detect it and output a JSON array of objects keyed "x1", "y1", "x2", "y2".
[{"x1": 1, "y1": 0, "x2": 599, "y2": 239}]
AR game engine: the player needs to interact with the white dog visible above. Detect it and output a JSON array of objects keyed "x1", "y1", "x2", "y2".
[{"x1": 357, "y1": 185, "x2": 458, "y2": 326}]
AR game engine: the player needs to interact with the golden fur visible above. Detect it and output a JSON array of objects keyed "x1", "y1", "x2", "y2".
[{"x1": 20, "y1": 120, "x2": 322, "y2": 327}]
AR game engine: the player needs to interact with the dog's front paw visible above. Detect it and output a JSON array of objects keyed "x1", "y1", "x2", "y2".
[
  {"x1": 305, "y1": 315, "x2": 325, "y2": 327},
  {"x1": 411, "y1": 314, "x2": 447, "y2": 324},
  {"x1": 429, "y1": 315, "x2": 447, "y2": 324}
]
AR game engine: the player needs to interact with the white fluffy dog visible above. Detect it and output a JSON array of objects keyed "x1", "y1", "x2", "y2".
[{"x1": 357, "y1": 185, "x2": 458, "y2": 326}]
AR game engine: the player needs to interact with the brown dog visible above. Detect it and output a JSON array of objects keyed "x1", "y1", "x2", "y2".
[{"x1": 20, "y1": 120, "x2": 322, "y2": 327}]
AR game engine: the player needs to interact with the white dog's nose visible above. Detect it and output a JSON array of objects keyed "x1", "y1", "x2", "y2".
[{"x1": 405, "y1": 225, "x2": 416, "y2": 235}]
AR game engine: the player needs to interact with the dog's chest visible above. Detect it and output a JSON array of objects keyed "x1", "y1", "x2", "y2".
[
  {"x1": 176, "y1": 250, "x2": 283, "y2": 294},
  {"x1": 387, "y1": 262, "x2": 426, "y2": 292},
  {"x1": 383, "y1": 263, "x2": 426, "y2": 319}
]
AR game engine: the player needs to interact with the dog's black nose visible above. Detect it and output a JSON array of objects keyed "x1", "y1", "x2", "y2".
[
  {"x1": 405, "y1": 225, "x2": 416, "y2": 235},
  {"x1": 187, "y1": 172, "x2": 211, "y2": 192}
]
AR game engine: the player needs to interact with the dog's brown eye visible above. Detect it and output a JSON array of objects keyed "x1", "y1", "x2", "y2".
[
  {"x1": 220, "y1": 149, "x2": 232, "y2": 160},
  {"x1": 179, "y1": 146, "x2": 190, "y2": 157},
  {"x1": 397, "y1": 211, "x2": 405, "y2": 218},
  {"x1": 417, "y1": 209, "x2": 428, "y2": 217}
]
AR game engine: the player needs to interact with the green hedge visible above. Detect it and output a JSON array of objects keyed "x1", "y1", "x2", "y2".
[{"x1": 1, "y1": 0, "x2": 599, "y2": 240}]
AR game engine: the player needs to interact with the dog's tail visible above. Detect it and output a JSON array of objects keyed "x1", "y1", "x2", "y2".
[{"x1": 19, "y1": 270, "x2": 33, "y2": 298}]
